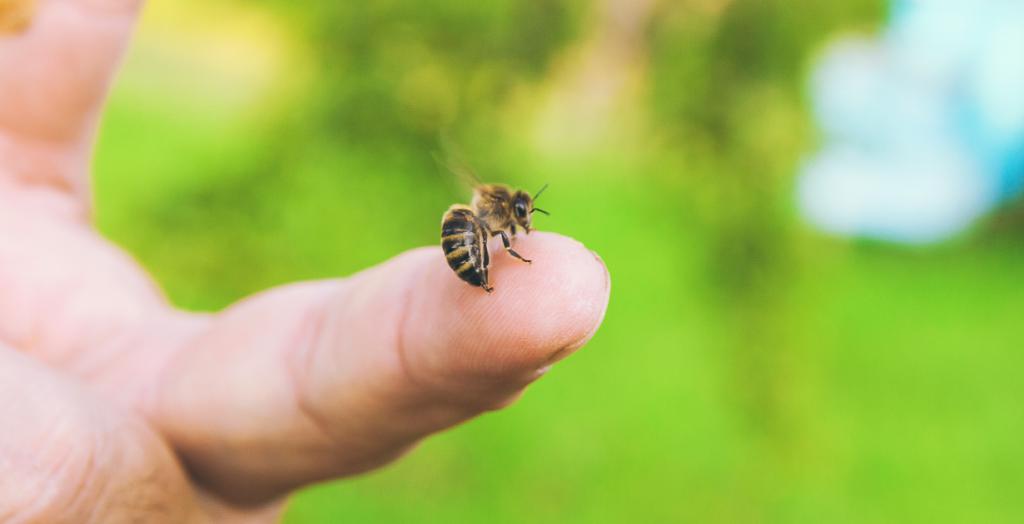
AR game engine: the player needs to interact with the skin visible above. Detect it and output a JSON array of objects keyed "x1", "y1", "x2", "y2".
[{"x1": 0, "y1": 1, "x2": 611, "y2": 522}]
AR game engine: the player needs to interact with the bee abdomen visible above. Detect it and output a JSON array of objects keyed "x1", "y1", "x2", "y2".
[{"x1": 441, "y1": 205, "x2": 490, "y2": 290}]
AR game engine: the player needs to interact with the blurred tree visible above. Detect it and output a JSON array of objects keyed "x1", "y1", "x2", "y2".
[
  {"x1": 645, "y1": 0, "x2": 884, "y2": 517},
  {"x1": 531, "y1": 0, "x2": 655, "y2": 152},
  {"x1": 263, "y1": 0, "x2": 588, "y2": 154}
]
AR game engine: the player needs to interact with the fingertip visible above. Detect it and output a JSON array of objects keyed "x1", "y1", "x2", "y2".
[
  {"x1": 492, "y1": 232, "x2": 610, "y2": 364},
  {"x1": 405, "y1": 232, "x2": 610, "y2": 387}
]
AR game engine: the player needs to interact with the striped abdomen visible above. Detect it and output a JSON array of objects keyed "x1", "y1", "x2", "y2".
[{"x1": 441, "y1": 205, "x2": 491, "y2": 291}]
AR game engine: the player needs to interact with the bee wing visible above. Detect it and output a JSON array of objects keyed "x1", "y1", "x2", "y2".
[
  {"x1": 433, "y1": 135, "x2": 484, "y2": 190},
  {"x1": 433, "y1": 153, "x2": 483, "y2": 189}
]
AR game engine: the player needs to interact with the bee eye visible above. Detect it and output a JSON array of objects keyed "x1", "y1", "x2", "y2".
[{"x1": 515, "y1": 201, "x2": 527, "y2": 218}]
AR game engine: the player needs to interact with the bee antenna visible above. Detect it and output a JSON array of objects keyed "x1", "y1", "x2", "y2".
[
  {"x1": 533, "y1": 183, "x2": 549, "y2": 201},
  {"x1": 532, "y1": 207, "x2": 550, "y2": 216}
]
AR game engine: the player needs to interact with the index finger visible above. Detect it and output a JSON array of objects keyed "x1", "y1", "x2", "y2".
[{"x1": 0, "y1": 0, "x2": 141, "y2": 200}]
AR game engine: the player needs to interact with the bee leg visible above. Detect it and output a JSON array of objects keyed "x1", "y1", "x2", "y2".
[
  {"x1": 480, "y1": 266, "x2": 494, "y2": 293},
  {"x1": 495, "y1": 230, "x2": 531, "y2": 264}
]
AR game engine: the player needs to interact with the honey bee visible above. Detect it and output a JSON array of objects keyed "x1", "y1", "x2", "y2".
[{"x1": 441, "y1": 182, "x2": 549, "y2": 293}]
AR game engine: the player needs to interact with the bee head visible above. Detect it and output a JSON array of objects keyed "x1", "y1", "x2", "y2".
[
  {"x1": 512, "y1": 191, "x2": 533, "y2": 232},
  {"x1": 512, "y1": 184, "x2": 549, "y2": 234}
]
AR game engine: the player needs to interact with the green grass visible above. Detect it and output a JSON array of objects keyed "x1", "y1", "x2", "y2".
[{"x1": 277, "y1": 236, "x2": 1024, "y2": 524}]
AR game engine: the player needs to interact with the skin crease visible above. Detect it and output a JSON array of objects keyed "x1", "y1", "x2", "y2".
[{"x1": 0, "y1": 0, "x2": 611, "y2": 522}]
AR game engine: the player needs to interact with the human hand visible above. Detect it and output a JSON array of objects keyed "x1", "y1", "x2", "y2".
[{"x1": 0, "y1": 1, "x2": 610, "y2": 522}]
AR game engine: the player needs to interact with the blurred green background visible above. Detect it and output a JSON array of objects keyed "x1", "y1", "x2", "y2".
[{"x1": 93, "y1": 0, "x2": 1024, "y2": 522}]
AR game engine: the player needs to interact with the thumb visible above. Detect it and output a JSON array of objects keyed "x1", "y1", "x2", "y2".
[{"x1": 152, "y1": 232, "x2": 610, "y2": 506}]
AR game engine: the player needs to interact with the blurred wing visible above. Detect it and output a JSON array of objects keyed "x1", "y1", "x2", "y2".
[
  {"x1": 433, "y1": 153, "x2": 482, "y2": 189},
  {"x1": 433, "y1": 135, "x2": 483, "y2": 190}
]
